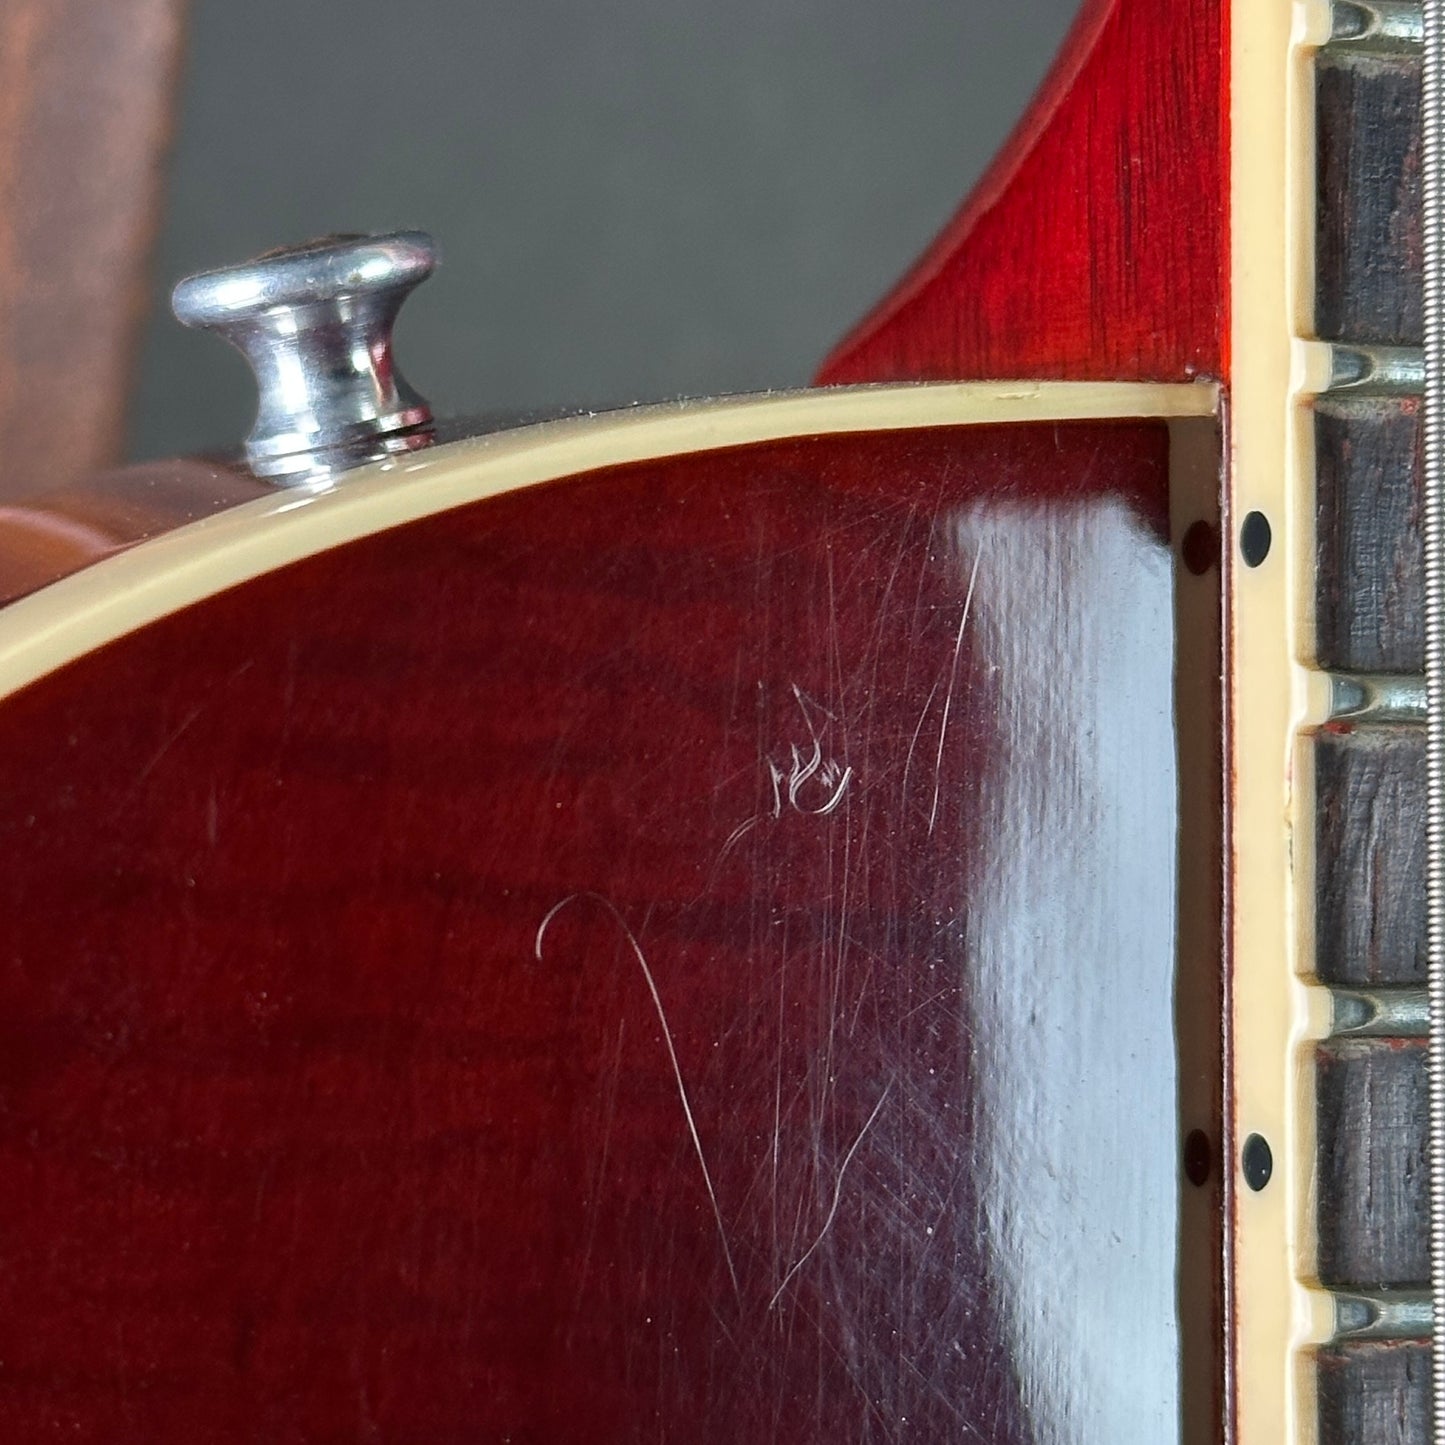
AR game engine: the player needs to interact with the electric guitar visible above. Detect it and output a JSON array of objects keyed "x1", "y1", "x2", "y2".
[{"x1": 0, "y1": 2, "x2": 1419, "y2": 1442}]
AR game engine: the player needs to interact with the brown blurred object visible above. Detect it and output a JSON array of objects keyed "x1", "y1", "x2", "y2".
[{"x1": 0, "y1": 0, "x2": 189, "y2": 494}]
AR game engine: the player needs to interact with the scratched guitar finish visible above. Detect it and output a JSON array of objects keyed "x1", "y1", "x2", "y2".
[{"x1": 0, "y1": 424, "x2": 1183, "y2": 1442}]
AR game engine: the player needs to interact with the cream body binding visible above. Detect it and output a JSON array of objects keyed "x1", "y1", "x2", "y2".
[{"x1": 0, "y1": 381, "x2": 1214, "y2": 703}]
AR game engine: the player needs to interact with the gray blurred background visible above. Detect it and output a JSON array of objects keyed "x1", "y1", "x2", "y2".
[{"x1": 128, "y1": 0, "x2": 1083, "y2": 461}]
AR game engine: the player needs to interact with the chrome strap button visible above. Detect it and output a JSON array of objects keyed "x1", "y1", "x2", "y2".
[{"x1": 171, "y1": 230, "x2": 436, "y2": 483}]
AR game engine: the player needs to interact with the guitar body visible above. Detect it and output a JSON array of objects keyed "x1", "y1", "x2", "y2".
[
  {"x1": 1, "y1": 0, "x2": 1409, "y2": 1441},
  {"x1": 0, "y1": 388, "x2": 1222, "y2": 1441}
]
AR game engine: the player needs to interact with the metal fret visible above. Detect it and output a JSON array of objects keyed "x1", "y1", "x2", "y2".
[
  {"x1": 1335, "y1": 1292, "x2": 1436, "y2": 1341},
  {"x1": 1332, "y1": 986, "x2": 1431, "y2": 1036},
  {"x1": 1329, "y1": 673, "x2": 1428, "y2": 722},
  {"x1": 1326, "y1": 344, "x2": 1427, "y2": 392},
  {"x1": 1333, "y1": 2, "x2": 1425, "y2": 49},
  {"x1": 1335, "y1": 1, "x2": 1427, "y2": 47}
]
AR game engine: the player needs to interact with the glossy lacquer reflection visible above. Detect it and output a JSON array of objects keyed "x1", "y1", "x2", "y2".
[{"x1": 0, "y1": 424, "x2": 1186, "y2": 1442}]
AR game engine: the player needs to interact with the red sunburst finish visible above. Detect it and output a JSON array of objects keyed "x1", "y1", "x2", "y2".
[{"x1": 817, "y1": 0, "x2": 1229, "y2": 386}]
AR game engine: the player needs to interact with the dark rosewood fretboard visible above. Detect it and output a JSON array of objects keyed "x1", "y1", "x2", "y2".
[{"x1": 1312, "y1": 8, "x2": 1431, "y2": 1441}]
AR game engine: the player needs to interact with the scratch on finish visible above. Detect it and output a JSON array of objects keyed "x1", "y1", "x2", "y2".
[
  {"x1": 928, "y1": 549, "x2": 983, "y2": 836},
  {"x1": 130, "y1": 658, "x2": 257, "y2": 797},
  {"x1": 534, "y1": 892, "x2": 740, "y2": 1297},
  {"x1": 781, "y1": 684, "x2": 854, "y2": 816},
  {"x1": 900, "y1": 674, "x2": 941, "y2": 810},
  {"x1": 716, "y1": 813, "x2": 763, "y2": 863},
  {"x1": 767, "y1": 1079, "x2": 893, "y2": 1310},
  {"x1": 712, "y1": 686, "x2": 853, "y2": 876},
  {"x1": 135, "y1": 704, "x2": 205, "y2": 786}
]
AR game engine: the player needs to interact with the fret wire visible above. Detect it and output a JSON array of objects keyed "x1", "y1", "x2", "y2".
[{"x1": 1423, "y1": 1, "x2": 1445, "y2": 1440}]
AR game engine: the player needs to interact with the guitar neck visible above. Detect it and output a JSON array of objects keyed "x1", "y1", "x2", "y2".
[{"x1": 1237, "y1": 8, "x2": 1430, "y2": 1445}]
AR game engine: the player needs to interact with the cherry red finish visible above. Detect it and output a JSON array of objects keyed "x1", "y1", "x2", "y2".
[
  {"x1": 0, "y1": 423, "x2": 1195, "y2": 1441},
  {"x1": 817, "y1": 0, "x2": 1229, "y2": 387}
]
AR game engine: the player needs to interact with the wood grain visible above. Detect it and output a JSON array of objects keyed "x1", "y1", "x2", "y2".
[
  {"x1": 0, "y1": 0, "x2": 188, "y2": 494},
  {"x1": 0, "y1": 422, "x2": 1203, "y2": 1441},
  {"x1": 1316, "y1": 1038, "x2": 1428, "y2": 1289},
  {"x1": 815, "y1": 0, "x2": 1228, "y2": 386},
  {"x1": 1316, "y1": 48, "x2": 1422, "y2": 347},
  {"x1": 1317, "y1": 1341, "x2": 1429, "y2": 1445},
  {"x1": 1313, "y1": 726, "x2": 1425, "y2": 989},
  {"x1": 1314, "y1": 397, "x2": 1422, "y2": 674}
]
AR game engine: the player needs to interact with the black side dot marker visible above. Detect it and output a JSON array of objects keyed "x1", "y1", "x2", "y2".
[
  {"x1": 1183, "y1": 1129, "x2": 1211, "y2": 1187},
  {"x1": 1240, "y1": 511, "x2": 1272, "y2": 568},
  {"x1": 1242, "y1": 1134, "x2": 1273, "y2": 1192}
]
